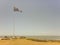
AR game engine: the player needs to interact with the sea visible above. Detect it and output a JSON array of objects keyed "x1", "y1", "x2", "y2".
[{"x1": 25, "y1": 36, "x2": 60, "y2": 40}]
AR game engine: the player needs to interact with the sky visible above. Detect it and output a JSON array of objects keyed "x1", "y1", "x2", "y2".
[{"x1": 0, "y1": 0, "x2": 60, "y2": 36}]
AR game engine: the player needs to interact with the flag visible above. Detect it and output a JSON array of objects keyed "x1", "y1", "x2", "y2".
[{"x1": 13, "y1": 6, "x2": 22, "y2": 13}]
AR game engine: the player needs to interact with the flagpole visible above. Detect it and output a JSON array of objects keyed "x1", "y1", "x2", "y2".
[{"x1": 13, "y1": 13, "x2": 15, "y2": 38}]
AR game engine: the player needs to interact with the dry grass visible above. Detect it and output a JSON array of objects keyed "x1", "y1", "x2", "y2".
[{"x1": 0, "y1": 38, "x2": 60, "y2": 45}]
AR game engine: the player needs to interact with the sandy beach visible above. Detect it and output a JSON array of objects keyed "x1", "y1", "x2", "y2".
[{"x1": 0, "y1": 38, "x2": 60, "y2": 45}]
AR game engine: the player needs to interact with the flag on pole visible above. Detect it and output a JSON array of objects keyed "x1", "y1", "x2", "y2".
[{"x1": 13, "y1": 6, "x2": 22, "y2": 13}]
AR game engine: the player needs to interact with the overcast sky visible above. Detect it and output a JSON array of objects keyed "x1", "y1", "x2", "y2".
[{"x1": 0, "y1": 0, "x2": 60, "y2": 36}]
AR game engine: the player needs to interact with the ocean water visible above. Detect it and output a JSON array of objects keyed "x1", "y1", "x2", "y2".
[{"x1": 26, "y1": 36, "x2": 60, "y2": 40}]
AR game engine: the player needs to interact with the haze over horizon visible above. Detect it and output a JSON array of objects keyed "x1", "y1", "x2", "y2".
[{"x1": 0, "y1": 0, "x2": 60, "y2": 36}]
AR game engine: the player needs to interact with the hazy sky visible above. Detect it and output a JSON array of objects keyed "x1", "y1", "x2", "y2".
[{"x1": 0, "y1": 0, "x2": 60, "y2": 36}]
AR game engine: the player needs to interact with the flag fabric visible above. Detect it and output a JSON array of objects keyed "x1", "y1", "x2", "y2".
[{"x1": 13, "y1": 6, "x2": 22, "y2": 13}]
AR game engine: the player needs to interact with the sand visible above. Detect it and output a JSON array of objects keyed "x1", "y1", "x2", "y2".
[{"x1": 0, "y1": 39, "x2": 60, "y2": 45}]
